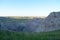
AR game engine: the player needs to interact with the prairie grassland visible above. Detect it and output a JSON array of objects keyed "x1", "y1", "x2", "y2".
[{"x1": 0, "y1": 30, "x2": 60, "y2": 40}]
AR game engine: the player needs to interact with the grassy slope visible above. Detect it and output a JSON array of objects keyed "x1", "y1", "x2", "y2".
[{"x1": 0, "y1": 30, "x2": 60, "y2": 40}]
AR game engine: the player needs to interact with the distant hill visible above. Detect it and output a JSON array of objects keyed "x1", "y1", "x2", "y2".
[{"x1": 2, "y1": 16, "x2": 46, "y2": 19}]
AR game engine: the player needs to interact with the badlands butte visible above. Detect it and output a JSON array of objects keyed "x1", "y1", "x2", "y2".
[{"x1": 0, "y1": 12, "x2": 60, "y2": 32}]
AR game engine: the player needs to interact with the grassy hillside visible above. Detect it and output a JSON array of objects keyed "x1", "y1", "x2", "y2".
[{"x1": 0, "y1": 30, "x2": 60, "y2": 40}]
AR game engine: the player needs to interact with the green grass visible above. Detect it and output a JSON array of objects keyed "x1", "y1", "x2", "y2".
[{"x1": 0, "y1": 30, "x2": 60, "y2": 40}]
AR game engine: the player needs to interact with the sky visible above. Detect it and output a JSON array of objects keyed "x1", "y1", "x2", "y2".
[{"x1": 0, "y1": 0, "x2": 60, "y2": 16}]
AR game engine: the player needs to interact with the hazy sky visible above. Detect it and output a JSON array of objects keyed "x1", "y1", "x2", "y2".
[{"x1": 0, "y1": 0, "x2": 60, "y2": 16}]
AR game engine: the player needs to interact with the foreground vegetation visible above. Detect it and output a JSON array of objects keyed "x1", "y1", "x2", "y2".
[{"x1": 0, "y1": 30, "x2": 60, "y2": 40}]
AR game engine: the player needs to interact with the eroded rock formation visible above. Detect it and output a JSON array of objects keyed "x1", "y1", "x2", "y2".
[{"x1": 0, "y1": 12, "x2": 60, "y2": 32}]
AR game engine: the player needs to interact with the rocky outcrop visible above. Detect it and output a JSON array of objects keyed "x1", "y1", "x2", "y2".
[
  {"x1": 36, "y1": 12, "x2": 60, "y2": 32},
  {"x1": 26, "y1": 18, "x2": 45, "y2": 32},
  {"x1": 0, "y1": 17, "x2": 28, "y2": 32},
  {"x1": 26, "y1": 12, "x2": 60, "y2": 32},
  {"x1": 45, "y1": 12, "x2": 60, "y2": 31},
  {"x1": 0, "y1": 12, "x2": 60, "y2": 32}
]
